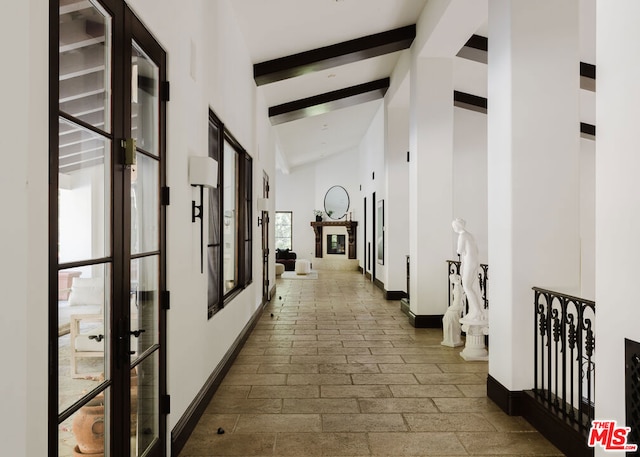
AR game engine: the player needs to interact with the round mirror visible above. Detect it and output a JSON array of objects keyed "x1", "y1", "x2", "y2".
[{"x1": 324, "y1": 185, "x2": 350, "y2": 220}]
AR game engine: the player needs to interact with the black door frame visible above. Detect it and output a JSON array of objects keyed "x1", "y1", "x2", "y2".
[{"x1": 48, "y1": 1, "x2": 167, "y2": 455}]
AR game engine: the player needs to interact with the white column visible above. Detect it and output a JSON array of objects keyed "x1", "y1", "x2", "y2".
[
  {"x1": 409, "y1": 57, "x2": 454, "y2": 318},
  {"x1": 385, "y1": 102, "x2": 410, "y2": 294},
  {"x1": 595, "y1": 1, "x2": 640, "y2": 451},
  {"x1": 0, "y1": 0, "x2": 49, "y2": 455},
  {"x1": 487, "y1": 0, "x2": 581, "y2": 390}
]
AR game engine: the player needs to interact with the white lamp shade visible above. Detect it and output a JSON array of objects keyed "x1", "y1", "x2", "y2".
[
  {"x1": 189, "y1": 156, "x2": 218, "y2": 188},
  {"x1": 257, "y1": 198, "x2": 269, "y2": 211}
]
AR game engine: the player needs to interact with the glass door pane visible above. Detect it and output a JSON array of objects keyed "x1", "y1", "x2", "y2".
[
  {"x1": 58, "y1": 1, "x2": 113, "y2": 456},
  {"x1": 130, "y1": 39, "x2": 161, "y2": 457},
  {"x1": 223, "y1": 140, "x2": 238, "y2": 293},
  {"x1": 59, "y1": 388, "x2": 111, "y2": 457},
  {"x1": 131, "y1": 42, "x2": 159, "y2": 156},
  {"x1": 58, "y1": 118, "x2": 111, "y2": 263},
  {"x1": 59, "y1": 0, "x2": 111, "y2": 131},
  {"x1": 131, "y1": 353, "x2": 160, "y2": 456}
]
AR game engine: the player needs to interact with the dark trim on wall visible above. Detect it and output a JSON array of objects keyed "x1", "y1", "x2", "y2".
[
  {"x1": 456, "y1": 34, "x2": 487, "y2": 64},
  {"x1": 580, "y1": 62, "x2": 596, "y2": 92},
  {"x1": 521, "y1": 391, "x2": 593, "y2": 457},
  {"x1": 486, "y1": 374, "x2": 523, "y2": 416},
  {"x1": 269, "y1": 78, "x2": 390, "y2": 125},
  {"x1": 385, "y1": 290, "x2": 407, "y2": 300},
  {"x1": 254, "y1": 25, "x2": 416, "y2": 86},
  {"x1": 580, "y1": 123, "x2": 596, "y2": 136},
  {"x1": 453, "y1": 90, "x2": 487, "y2": 114},
  {"x1": 400, "y1": 299, "x2": 443, "y2": 328},
  {"x1": 465, "y1": 34, "x2": 488, "y2": 51},
  {"x1": 373, "y1": 277, "x2": 384, "y2": 291},
  {"x1": 171, "y1": 300, "x2": 267, "y2": 456},
  {"x1": 580, "y1": 62, "x2": 596, "y2": 80},
  {"x1": 364, "y1": 271, "x2": 372, "y2": 281},
  {"x1": 486, "y1": 376, "x2": 593, "y2": 457},
  {"x1": 580, "y1": 122, "x2": 596, "y2": 141}
]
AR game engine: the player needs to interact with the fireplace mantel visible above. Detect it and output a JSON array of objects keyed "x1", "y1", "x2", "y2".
[{"x1": 310, "y1": 221, "x2": 358, "y2": 259}]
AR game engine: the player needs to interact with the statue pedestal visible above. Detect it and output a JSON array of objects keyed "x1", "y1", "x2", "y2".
[{"x1": 459, "y1": 317, "x2": 489, "y2": 361}]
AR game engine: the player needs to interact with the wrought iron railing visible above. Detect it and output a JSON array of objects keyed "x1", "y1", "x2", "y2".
[
  {"x1": 533, "y1": 288, "x2": 596, "y2": 436},
  {"x1": 446, "y1": 260, "x2": 489, "y2": 311}
]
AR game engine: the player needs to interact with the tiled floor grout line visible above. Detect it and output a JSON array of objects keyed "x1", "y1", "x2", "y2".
[{"x1": 180, "y1": 270, "x2": 566, "y2": 456}]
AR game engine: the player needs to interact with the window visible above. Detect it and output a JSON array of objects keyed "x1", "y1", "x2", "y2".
[
  {"x1": 207, "y1": 109, "x2": 252, "y2": 318},
  {"x1": 275, "y1": 211, "x2": 292, "y2": 250}
]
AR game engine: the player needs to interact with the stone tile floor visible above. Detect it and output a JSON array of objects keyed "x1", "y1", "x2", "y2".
[{"x1": 179, "y1": 270, "x2": 563, "y2": 456}]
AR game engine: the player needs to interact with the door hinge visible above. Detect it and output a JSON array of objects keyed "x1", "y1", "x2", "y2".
[
  {"x1": 161, "y1": 290, "x2": 170, "y2": 310},
  {"x1": 161, "y1": 81, "x2": 170, "y2": 101},
  {"x1": 161, "y1": 394, "x2": 170, "y2": 414},
  {"x1": 161, "y1": 187, "x2": 170, "y2": 206},
  {"x1": 407, "y1": 150, "x2": 410, "y2": 162}
]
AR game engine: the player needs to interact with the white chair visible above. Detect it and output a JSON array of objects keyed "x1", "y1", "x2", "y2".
[{"x1": 67, "y1": 277, "x2": 105, "y2": 378}]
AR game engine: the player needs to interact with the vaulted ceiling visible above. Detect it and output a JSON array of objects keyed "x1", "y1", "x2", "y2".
[
  {"x1": 230, "y1": 0, "x2": 432, "y2": 172},
  {"x1": 230, "y1": 0, "x2": 596, "y2": 173}
]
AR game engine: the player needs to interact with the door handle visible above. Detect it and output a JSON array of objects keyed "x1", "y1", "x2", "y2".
[{"x1": 130, "y1": 329, "x2": 146, "y2": 338}]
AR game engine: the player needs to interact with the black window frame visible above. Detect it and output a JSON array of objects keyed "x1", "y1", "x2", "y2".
[
  {"x1": 275, "y1": 211, "x2": 293, "y2": 251},
  {"x1": 207, "y1": 108, "x2": 253, "y2": 318}
]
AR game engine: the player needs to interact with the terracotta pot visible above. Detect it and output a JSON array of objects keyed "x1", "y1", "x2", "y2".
[
  {"x1": 72, "y1": 398, "x2": 105, "y2": 454},
  {"x1": 72, "y1": 444, "x2": 104, "y2": 457}
]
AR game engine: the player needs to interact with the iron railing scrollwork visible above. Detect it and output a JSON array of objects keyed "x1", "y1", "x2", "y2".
[
  {"x1": 533, "y1": 287, "x2": 596, "y2": 436},
  {"x1": 446, "y1": 260, "x2": 489, "y2": 313}
]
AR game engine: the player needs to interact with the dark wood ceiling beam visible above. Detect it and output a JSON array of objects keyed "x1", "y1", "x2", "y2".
[
  {"x1": 254, "y1": 25, "x2": 415, "y2": 86},
  {"x1": 453, "y1": 90, "x2": 487, "y2": 114},
  {"x1": 269, "y1": 78, "x2": 389, "y2": 125}
]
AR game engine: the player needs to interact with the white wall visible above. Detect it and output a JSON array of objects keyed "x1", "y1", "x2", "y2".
[
  {"x1": 452, "y1": 107, "x2": 488, "y2": 264},
  {"x1": 580, "y1": 138, "x2": 595, "y2": 301},
  {"x1": 276, "y1": 147, "x2": 360, "y2": 263},
  {"x1": 276, "y1": 166, "x2": 316, "y2": 259},
  {"x1": 0, "y1": 0, "x2": 49, "y2": 456},
  {"x1": 385, "y1": 103, "x2": 410, "y2": 293},
  {"x1": 358, "y1": 104, "x2": 386, "y2": 277},
  {"x1": 595, "y1": 3, "x2": 640, "y2": 452}
]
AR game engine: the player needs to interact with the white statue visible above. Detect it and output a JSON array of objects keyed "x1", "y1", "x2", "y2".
[
  {"x1": 452, "y1": 218, "x2": 485, "y2": 322},
  {"x1": 441, "y1": 274, "x2": 464, "y2": 347}
]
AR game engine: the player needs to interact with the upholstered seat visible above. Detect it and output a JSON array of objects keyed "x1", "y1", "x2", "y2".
[{"x1": 275, "y1": 248, "x2": 297, "y2": 271}]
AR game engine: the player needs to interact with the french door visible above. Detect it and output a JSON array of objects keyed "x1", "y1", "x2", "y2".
[
  {"x1": 50, "y1": 1, "x2": 167, "y2": 456},
  {"x1": 261, "y1": 173, "x2": 270, "y2": 305}
]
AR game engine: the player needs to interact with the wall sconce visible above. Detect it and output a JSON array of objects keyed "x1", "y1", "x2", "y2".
[
  {"x1": 257, "y1": 198, "x2": 269, "y2": 226},
  {"x1": 189, "y1": 156, "x2": 218, "y2": 273}
]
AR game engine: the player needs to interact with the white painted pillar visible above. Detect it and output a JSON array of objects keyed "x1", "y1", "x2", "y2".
[
  {"x1": 409, "y1": 57, "x2": 454, "y2": 318},
  {"x1": 385, "y1": 102, "x2": 410, "y2": 294},
  {"x1": 0, "y1": 0, "x2": 49, "y2": 456},
  {"x1": 595, "y1": 2, "x2": 640, "y2": 452},
  {"x1": 487, "y1": 0, "x2": 581, "y2": 390}
]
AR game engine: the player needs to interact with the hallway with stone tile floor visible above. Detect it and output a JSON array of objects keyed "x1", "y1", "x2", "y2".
[{"x1": 179, "y1": 270, "x2": 563, "y2": 456}]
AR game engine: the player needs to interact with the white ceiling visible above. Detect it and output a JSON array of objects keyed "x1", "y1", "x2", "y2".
[{"x1": 229, "y1": 0, "x2": 595, "y2": 172}]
